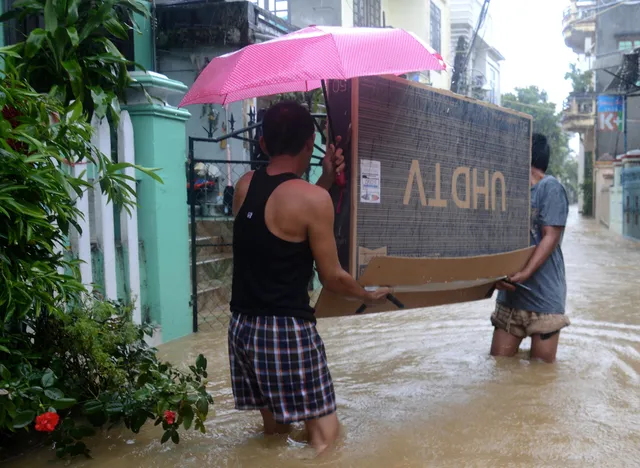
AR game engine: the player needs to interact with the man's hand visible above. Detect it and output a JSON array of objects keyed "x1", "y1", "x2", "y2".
[
  {"x1": 316, "y1": 136, "x2": 345, "y2": 190},
  {"x1": 363, "y1": 287, "x2": 393, "y2": 305},
  {"x1": 495, "y1": 271, "x2": 530, "y2": 292}
]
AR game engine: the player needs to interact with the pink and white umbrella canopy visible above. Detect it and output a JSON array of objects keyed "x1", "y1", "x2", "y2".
[{"x1": 179, "y1": 25, "x2": 447, "y2": 107}]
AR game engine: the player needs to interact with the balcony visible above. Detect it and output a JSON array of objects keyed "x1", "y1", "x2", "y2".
[
  {"x1": 156, "y1": 1, "x2": 296, "y2": 50},
  {"x1": 562, "y1": 1, "x2": 596, "y2": 54},
  {"x1": 562, "y1": 93, "x2": 595, "y2": 133}
]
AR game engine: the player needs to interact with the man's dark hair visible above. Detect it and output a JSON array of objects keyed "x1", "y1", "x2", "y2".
[
  {"x1": 531, "y1": 133, "x2": 550, "y2": 172},
  {"x1": 262, "y1": 101, "x2": 315, "y2": 157}
]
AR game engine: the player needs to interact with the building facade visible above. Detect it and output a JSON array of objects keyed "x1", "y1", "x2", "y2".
[
  {"x1": 449, "y1": 0, "x2": 503, "y2": 105},
  {"x1": 562, "y1": 0, "x2": 640, "y2": 238},
  {"x1": 382, "y1": 0, "x2": 452, "y2": 89}
]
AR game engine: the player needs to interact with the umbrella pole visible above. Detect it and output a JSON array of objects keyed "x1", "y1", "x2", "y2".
[{"x1": 321, "y1": 80, "x2": 336, "y2": 145}]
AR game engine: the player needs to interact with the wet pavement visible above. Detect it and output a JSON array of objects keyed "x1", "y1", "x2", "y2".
[{"x1": 9, "y1": 207, "x2": 640, "y2": 467}]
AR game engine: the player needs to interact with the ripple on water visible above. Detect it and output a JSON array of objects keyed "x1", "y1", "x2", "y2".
[{"x1": 7, "y1": 209, "x2": 640, "y2": 467}]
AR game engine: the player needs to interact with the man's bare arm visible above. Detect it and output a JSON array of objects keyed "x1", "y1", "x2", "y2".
[
  {"x1": 232, "y1": 171, "x2": 254, "y2": 217},
  {"x1": 498, "y1": 225, "x2": 564, "y2": 290},
  {"x1": 519, "y1": 225, "x2": 564, "y2": 278},
  {"x1": 307, "y1": 189, "x2": 388, "y2": 303}
]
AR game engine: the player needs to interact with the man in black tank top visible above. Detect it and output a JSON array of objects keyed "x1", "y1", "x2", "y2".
[{"x1": 228, "y1": 101, "x2": 390, "y2": 455}]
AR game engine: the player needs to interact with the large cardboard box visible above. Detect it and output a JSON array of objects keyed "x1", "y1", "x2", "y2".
[{"x1": 315, "y1": 75, "x2": 534, "y2": 317}]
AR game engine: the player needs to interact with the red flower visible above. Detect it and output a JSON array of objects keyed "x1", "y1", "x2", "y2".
[
  {"x1": 35, "y1": 411, "x2": 60, "y2": 433},
  {"x1": 164, "y1": 410, "x2": 176, "y2": 425}
]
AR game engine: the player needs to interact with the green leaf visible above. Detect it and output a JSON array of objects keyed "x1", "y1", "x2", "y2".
[
  {"x1": 171, "y1": 431, "x2": 180, "y2": 444},
  {"x1": 51, "y1": 398, "x2": 77, "y2": 410},
  {"x1": 29, "y1": 386, "x2": 44, "y2": 394},
  {"x1": 134, "y1": 165, "x2": 163, "y2": 184},
  {"x1": 62, "y1": 60, "x2": 84, "y2": 101},
  {"x1": 105, "y1": 402, "x2": 124, "y2": 414},
  {"x1": 13, "y1": 0, "x2": 44, "y2": 9},
  {"x1": 196, "y1": 397, "x2": 208, "y2": 418},
  {"x1": 104, "y1": 17, "x2": 128, "y2": 40},
  {"x1": 70, "y1": 425, "x2": 95, "y2": 439},
  {"x1": 0, "y1": 345, "x2": 10, "y2": 354},
  {"x1": 79, "y1": 3, "x2": 113, "y2": 42},
  {"x1": 66, "y1": 26, "x2": 79, "y2": 47},
  {"x1": 182, "y1": 406, "x2": 194, "y2": 431},
  {"x1": 68, "y1": 441, "x2": 89, "y2": 457},
  {"x1": 12, "y1": 410, "x2": 36, "y2": 429},
  {"x1": 41, "y1": 369, "x2": 55, "y2": 388},
  {"x1": 0, "y1": 44, "x2": 23, "y2": 58},
  {"x1": 56, "y1": 0, "x2": 67, "y2": 21},
  {"x1": 160, "y1": 429, "x2": 171, "y2": 444},
  {"x1": 122, "y1": 0, "x2": 150, "y2": 17},
  {"x1": 109, "y1": 96, "x2": 121, "y2": 122},
  {"x1": 44, "y1": 388, "x2": 64, "y2": 400},
  {"x1": 84, "y1": 400, "x2": 104, "y2": 415},
  {"x1": 90, "y1": 87, "x2": 109, "y2": 119},
  {"x1": 44, "y1": 0, "x2": 58, "y2": 33},
  {"x1": 195, "y1": 354, "x2": 207, "y2": 371},
  {"x1": 25, "y1": 28, "x2": 47, "y2": 59},
  {"x1": 0, "y1": 364, "x2": 10, "y2": 380},
  {"x1": 66, "y1": 0, "x2": 81, "y2": 23}
]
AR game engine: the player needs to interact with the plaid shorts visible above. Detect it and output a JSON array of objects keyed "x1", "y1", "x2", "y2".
[
  {"x1": 492, "y1": 303, "x2": 570, "y2": 338},
  {"x1": 228, "y1": 313, "x2": 337, "y2": 424}
]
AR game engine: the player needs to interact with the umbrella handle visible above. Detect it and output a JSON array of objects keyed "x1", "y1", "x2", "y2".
[{"x1": 321, "y1": 80, "x2": 337, "y2": 145}]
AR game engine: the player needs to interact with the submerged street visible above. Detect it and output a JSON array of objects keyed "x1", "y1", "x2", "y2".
[{"x1": 10, "y1": 207, "x2": 640, "y2": 467}]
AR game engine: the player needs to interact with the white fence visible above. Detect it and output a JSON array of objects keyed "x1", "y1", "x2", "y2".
[{"x1": 68, "y1": 110, "x2": 142, "y2": 324}]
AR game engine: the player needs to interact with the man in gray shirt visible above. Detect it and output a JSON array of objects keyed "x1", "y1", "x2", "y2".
[{"x1": 491, "y1": 133, "x2": 570, "y2": 363}]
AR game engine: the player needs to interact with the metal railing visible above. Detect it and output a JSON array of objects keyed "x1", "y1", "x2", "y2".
[
  {"x1": 563, "y1": 2, "x2": 596, "y2": 25},
  {"x1": 563, "y1": 93, "x2": 595, "y2": 115}
]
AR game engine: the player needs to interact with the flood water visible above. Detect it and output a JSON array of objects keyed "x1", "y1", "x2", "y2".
[{"x1": 10, "y1": 207, "x2": 640, "y2": 467}]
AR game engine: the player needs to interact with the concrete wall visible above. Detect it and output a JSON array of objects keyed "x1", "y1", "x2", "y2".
[
  {"x1": 289, "y1": 0, "x2": 342, "y2": 27},
  {"x1": 341, "y1": 0, "x2": 354, "y2": 27},
  {"x1": 610, "y1": 162, "x2": 623, "y2": 235},
  {"x1": 577, "y1": 136, "x2": 585, "y2": 212},
  {"x1": 594, "y1": 164, "x2": 613, "y2": 227}
]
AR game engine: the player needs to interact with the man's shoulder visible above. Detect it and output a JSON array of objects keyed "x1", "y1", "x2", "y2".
[
  {"x1": 537, "y1": 175, "x2": 568, "y2": 199},
  {"x1": 539, "y1": 175, "x2": 565, "y2": 190},
  {"x1": 280, "y1": 178, "x2": 330, "y2": 201},
  {"x1": 236, "y1": 170, "x2": 255, "y2": 188},
  {"x1": 274, "y1": 180, "x2": 333, "y2": 222}
]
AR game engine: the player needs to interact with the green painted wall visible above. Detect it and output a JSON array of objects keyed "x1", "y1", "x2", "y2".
[
  {"x1": 127, "y1": 103, "x2": 191, "y2": 342},
  {"x1": 133, "y1": 4, "x2": 154, "y2": 72}
]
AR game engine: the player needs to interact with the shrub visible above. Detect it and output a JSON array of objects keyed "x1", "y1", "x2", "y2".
[{"x1": 0, "y1": 74, "x2": 212, "y2": 460}]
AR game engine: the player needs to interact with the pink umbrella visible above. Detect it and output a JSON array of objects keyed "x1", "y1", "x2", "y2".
[{"x1": 178, "y1": 25, "x2": 447, "y2": 108}]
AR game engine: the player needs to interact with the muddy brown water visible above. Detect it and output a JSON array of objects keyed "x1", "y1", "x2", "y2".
[{"x1": 9, "y1": 208, "x2": 640, "y2": 467}]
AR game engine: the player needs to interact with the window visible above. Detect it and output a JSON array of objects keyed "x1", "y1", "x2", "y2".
[
  {"x1": 249, "y1": 0, "x2": 289, "y2": 20},
  {"x1": 353, "y1": 0, "x2": 381, "y2": 27},
  {"x1": 430, "y1": 1, "x2": 441, "y2": 53},
  {"x1": 618, "y1": 39, "x2": 640, "y2": 50}
]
